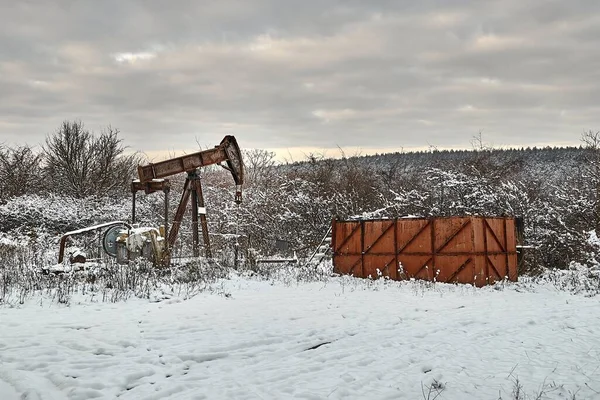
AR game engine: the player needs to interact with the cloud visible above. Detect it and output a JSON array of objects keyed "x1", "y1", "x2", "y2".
[
  {"x1": 113, "y1": 52, "x2": 157, "y2": 64},
  {"x1": 1, "y1": 0, "x2": 599, "y2": 159}
]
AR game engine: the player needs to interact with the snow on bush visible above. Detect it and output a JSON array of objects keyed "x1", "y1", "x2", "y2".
[
  {"x1": 536, "y1": 230, "x2": 600, "y2": 295},
  {"x1": 540, "y1": 262, "x2": 600, "y2": 296}
]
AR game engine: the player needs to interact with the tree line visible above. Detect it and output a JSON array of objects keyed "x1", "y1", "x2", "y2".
[
  {"x1": 0, "y1": 120, "x2": 139, "y2": 201},
  {"x1": 1, "y1": 120, "x2": 599, "y2": 273}
]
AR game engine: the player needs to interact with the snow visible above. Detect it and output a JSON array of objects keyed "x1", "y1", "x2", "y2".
[
  {"x1": 60, "y1": 221, "x2": 131, "y2": 238},
  {"x1": 588, "y1": 230, "x2": 600, "y2": 248},
  {"x1": 1, "y1": 277, "x2": 600, "y2": 399}
]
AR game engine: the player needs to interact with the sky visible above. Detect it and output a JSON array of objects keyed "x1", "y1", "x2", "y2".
[{"x1": 1, "y1": 0, "x2": 599, "y2": 162}]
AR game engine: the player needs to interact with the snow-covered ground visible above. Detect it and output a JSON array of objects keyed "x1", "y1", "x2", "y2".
[{"x1": 1, "y1": 276, "x2": 600, "y2": 399}]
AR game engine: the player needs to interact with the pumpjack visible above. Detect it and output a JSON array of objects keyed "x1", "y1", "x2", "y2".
[{"x1": 56, "y1": 136, "x2": 244, "y2": 267}]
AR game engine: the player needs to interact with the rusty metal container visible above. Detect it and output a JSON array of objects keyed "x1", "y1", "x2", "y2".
[{"x1": 332, "y1": 216, "x2": 518, "y2": 287}]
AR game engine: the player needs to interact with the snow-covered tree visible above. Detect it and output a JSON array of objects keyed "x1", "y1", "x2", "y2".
[
  {"x1": 43, "y1": 121, "x2": 140, "y2": 198},
  {"x1": 0, "y1": 144, "x2": 43, "y2": 202}
]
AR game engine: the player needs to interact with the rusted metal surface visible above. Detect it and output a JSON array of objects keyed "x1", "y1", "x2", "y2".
[
  {"x1": 515, "y1": 216, "x2": 525, "y2": 271},
  {"x1": 332, "y1": 216, "x2": 518, "y2": 287},
  {"x1": 189, "y1": 170, "x2": 212, "y2": 258},
  {"x1": 137, "y1": 147, "x2": 227, "y2": 182},
  {"x1": 165, "y1": 171, "x2": 212, "y2": 258},
  {"x1": 137, "y1": 135, "x2": 244, "y2": 204},
  {"x1": 135, "y1": 135, "x2": 244, "y2": 261},
  {"x1": 168, "y1": 177, "x2": 192, "y2": 250},
  {"x1": 131, "y1": 179, "x2": 171, "y2": 195}
]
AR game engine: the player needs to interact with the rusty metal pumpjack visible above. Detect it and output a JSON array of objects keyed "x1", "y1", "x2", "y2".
[
  {"x1": 57, "y1": 136, "x2": 244, "y2": 267},
  {"x1": 136, "y1": 135, "x2": 244, "y2": 264}
]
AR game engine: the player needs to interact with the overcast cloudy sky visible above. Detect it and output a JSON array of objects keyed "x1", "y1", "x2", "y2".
[{"x1": 1, "y1": 1, "x2": 599, "y2": 160}]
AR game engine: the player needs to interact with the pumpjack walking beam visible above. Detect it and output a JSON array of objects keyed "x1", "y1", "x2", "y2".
[{"x1": 137, "y1": 135, "x2": 244, "y2": 204}]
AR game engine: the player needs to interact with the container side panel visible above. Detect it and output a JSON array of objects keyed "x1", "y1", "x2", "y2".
[
  {"x1": 505, "y1": 218, "x2": 518, "y2": 281},
  {"x1": 472, "y1": 217, "x2": 485, "y2": 253},
  {"x1": 433, "y1": 217, "x2": 472, "y2": 252},
  {"x1": 485, "y1": 218, "x2": 506, "y2": 253},
  {"x1": 364, "y1": 220, "x2": 395, "y2": 254},
  {"x1": 334, "y1": 217, "x2": 518, "y2": 286},
  {"x1": 437, "y1": 221, "x2": 473, "y2": 254},
  {"x1": 397, "y1": 219, "x2": 431, "y2": 253},
  {"x1": 508, "y1": 253, "x2": 518, "y2": 281},
  {"x1": 472, "y1": 255, "x2": 488, "y2": 287},
  {"x1": 398, "y1": 255, "x2": 434, "y2": 280},
  {"x1": 363, "y1": 255, "x2": 397, "y2": 279},
  {"x1": 487, "y1": 254, "x2": 508, "y2": 282},
  {"x1": 434, "y1": 255, "x2": 473, "y2": 283},
  {"x1": 505, "y1": 219, "x2": 516, "y2": 252},
  {"x1": 334, "y1": 221, "x2": 362, "y2": 254},
  {"x1": 333, "y1": 255, "x2": 362, "y2": 277}
]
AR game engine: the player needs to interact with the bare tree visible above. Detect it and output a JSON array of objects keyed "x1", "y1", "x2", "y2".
[
  {"x1": 581, "y1": 130, "x2": 600, "y2": 232},
  {"x1": 43, "y1": 120, "x2": 141, "y2": 198},
  {"x1": 243, "y1": 149, "x2": 277, "y2": 188},
  {"x1": 0, "y1": 144, "x2": 43, "y2": 201},
  {"x1": 470, "y1": 130, "x2": 493, "y2": 152}
]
